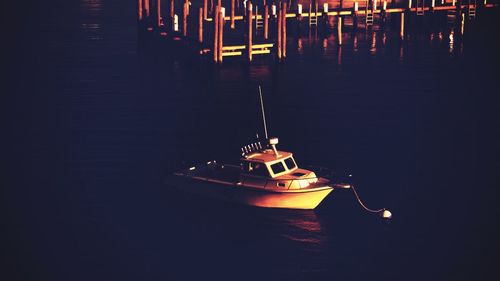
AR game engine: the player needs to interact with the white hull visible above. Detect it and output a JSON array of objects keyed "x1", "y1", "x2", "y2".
[{"x1": 172, "y1": 176, "x2": 334, "y2": 210}]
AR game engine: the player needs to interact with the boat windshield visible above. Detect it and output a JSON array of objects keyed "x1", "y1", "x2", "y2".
[
  {"x1": 270, "y1": 162, "x2": 286, "y2": 175},
  {"x1": 284, "y1": 157, "x2": 297, "y2": 170},
  {"x1": 242, "y1": 161, "x2": 270, "y2": 177}
]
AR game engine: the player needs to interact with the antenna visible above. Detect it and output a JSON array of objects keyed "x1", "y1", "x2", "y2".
[{"x1": 258, "y1": 85, "x2": 269, "y2": 139}]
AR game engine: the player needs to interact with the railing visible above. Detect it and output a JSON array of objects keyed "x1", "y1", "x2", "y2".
[
  {"x1": 221, "y1": 43, "x2": 275, "y2": 57},
  {"x1": 237, "y1": 173, "x2": 326, "y2": 190},
  {"x1": 180, "y1": 161, "x2": 351, "y2": 191}
]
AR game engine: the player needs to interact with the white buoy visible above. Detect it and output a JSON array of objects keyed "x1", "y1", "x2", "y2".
[{"x1": 382, "y1": 209, "x2": 392, "y2": 219}]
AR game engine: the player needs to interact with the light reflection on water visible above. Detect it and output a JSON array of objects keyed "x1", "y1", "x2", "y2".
[
  {"x1": 449, "y1": 30, "x2": 454, "y2": 53},
  {"x1": 270, "y1": 211, "x2": 327, "y2": 250},
  {"x1": 80, "y1": 0, "x2": 102, "y2": 12},
  {"x1": 370, "y1": 31, "x2": 377, "y2": 55},
  {"x1": 79, "y1": 0, "x2": 103, "y2": 40}
]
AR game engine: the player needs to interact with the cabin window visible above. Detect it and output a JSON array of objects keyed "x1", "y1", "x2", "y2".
[
  {"x1": 270, "y1": 162, "x2": 286, "y2": 175},
  {"x1": 242, "y1": 161, "x2": 269, "y2": 177},
  {"x1": 284, "y1": 157, "x2": 297, "y2": 170}
]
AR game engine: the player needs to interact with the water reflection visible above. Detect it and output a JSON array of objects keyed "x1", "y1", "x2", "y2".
[
  {"x1": 80, "y1": 0, "x2": 103, "y2": 40},
  {"x1": 399, "y1": 44, "x2": 404, "y2": 63},
  {"x1": 80, "y1": 0, "x2": 103, "y2": 13},
  {"x1": 449, "y1": 30, "x2": 454, "y2": 53},
  {"x1": 370, "y1": 32, "x2": 377, "y2": 55},
  {"x1": 337, "y1": 46, "x2": 342, "y2": 65},
  {"x1": 265, "y1": 210, "x2": 327, "y2": 252},
  {"x1": 353, "y1": 35, "x2": 358, "y2": 52}
]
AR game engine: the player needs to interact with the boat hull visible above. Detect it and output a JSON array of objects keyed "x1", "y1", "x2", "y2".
[{"x1": 171, "y1": 176, "x2": 334, "y2": 210}]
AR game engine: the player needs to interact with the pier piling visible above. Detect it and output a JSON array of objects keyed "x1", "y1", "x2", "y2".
[
  {"x1": 219, "y1": 9, "x2": 224, "y2": 63},
  {"x1": 214, "y1": 6, "x2": 220, "y2": 63},
  {"x1": 204, "y1": 0, "x2": 208, "y2": 19},
  {"x1": 137, "y1": 0, "x2": 498, "y2": 64},
  {"x1": 338, "y1": 17, "x2": 342, "y2": 45},
  {"x1": 170, "y1": 0, "x2": 174, "y2": 18},
  {"x1": 247, "y1": 2, "x2": 253, "y2": 62},
  {"x1": 183, "y1": 2, "x2": 188, "y2": 36},
  {"x1": 282, "y1": 3, "x2": 287, "y2": 58},
  {"x1": 264, "y1": 5, "x2": 269, "y2": 39},
  {"x1": 170, "y1": 0, "x2": 175, "y2": 30},
  {"x1": 231, "y1": 0, "x2": 235, "y2": 28},
  {"x1": 157, "y1": 0, "x2": 161, "y2": 28},
  {"x1": 199, "y1": 7, "x2": 204, "y2": 43},
  {"x1": 277, "y1": 6, "x2": 282, "y2": 60},
  {"x1": 400, "y1": 13, "x2": 405, "y2": 39},
  {"x1": 138, "y1": 0, "x2": 143, "y2": 20}
]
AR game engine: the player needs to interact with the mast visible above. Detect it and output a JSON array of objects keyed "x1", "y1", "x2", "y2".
[
  {"x1": 258, "y1": 85, "x2": 269, "y2": 139},
  {"x1": 258, "y1": 86, "x2": 279, "y2": 157}
]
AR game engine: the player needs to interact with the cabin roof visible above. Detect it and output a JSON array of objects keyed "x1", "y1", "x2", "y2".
[{"x1": 241, "y1": 149, "x2": 292, "y2": 163}]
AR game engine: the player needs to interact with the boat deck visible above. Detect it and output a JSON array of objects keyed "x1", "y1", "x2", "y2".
[{"x1": 181, "y1": 162, "x2": 333, "y2": 191}]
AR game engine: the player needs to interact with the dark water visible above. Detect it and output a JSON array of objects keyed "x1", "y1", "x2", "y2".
[{"x1": 3, "y1": 1, "x2": 500, "y2": 280}]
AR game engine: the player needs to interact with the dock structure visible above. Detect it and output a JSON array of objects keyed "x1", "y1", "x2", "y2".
[{"x1": 137, "y1": 0, "x2": 498, "y2": 63}]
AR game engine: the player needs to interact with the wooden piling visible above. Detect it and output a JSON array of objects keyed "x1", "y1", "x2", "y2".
[
  {"x1": 170, "y1": 0, "x2": 174, "y2": 30},
  {"x1": 460, "y1": 12, "x2": 464, "y2": 34},
  {"x1": 214, "y1": 6, "x2": 220, "y2": 63},
  {"x1": 183, "y1": 2, "x2": 188, "y2": 36},
  {"x1": 204, "y1": 0, "x2": 208, "y2": 19},
  {"x1": 264, "y1": 5, "x2": 269, "y2": 39},
  {"x1": 277, "y1": 6, "x2": 282, "y2": 60},
  {"x1": 170, "y1": 0, "x2": 174, "y2": 18},
  {"x1": 353, "y1": 2, "x2": 358, "y2": 29},
  {"x1": 282, "y1": 3, "x2": 287, "y2": 58},
  {"x1": 400, "y1": 13, "x2": 405, "y2": 39},
  {"x1": 247, "y1": 2, "x2": 253, "y2": 62},
  {"x1": 231, "y1": 0, "x2": 235, "y2": 29},
  {"x1": 337, "y1": 17, "x2": 342, "y2": 45},
  {"x1": 138, "y1": 0, "x2": 143, "y2": 20},
  {"x1": 199, "y1": 7, "x2": 204, "y2": 43},
  {"x1": 158, "y1": 0, "x2": 163, "y2": 27},
  {"x1": 382, "y1": 1, "x2": 387, "y2": 23},
  {"x1": 218, "y1": 11, "x2": 224, "y2": 63}
]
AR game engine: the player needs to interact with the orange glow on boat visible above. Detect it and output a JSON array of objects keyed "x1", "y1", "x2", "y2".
[{"x1": 244, "y1": 187, "x2": 333, "y2": 210}]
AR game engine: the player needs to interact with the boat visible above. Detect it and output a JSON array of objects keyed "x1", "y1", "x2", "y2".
[
  {"x1": 173, "y1": 137, "x2": 352, "y2": 210},
  {"x1": 172, "y1": 86, "x2": 352, "y2": 210},
  {"x1": 172, "y1": 87, "x2": 392, "y2": 216}
]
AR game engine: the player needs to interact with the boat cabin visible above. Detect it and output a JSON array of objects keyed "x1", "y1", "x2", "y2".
[
  {"x1": 241, "y1": 150, "x2": 298, "y2": 179},
  {"x1": 237, "y1": 138, "x2": 323, "y2": 189}
]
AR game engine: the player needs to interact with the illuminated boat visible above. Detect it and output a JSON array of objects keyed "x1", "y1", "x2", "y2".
[
  {"x1": 173, "y1": 137, "x2": 349, "y2": 209},
  {"x1": 172, "y1": 87, "x2": 391, "y2": 216},
  {"x1": 173, "y1": 86, "x2": 351, "y2": 209}
]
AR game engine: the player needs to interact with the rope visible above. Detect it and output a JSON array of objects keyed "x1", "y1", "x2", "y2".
[{"x1": 350, "y1": 184, "x2": 385, "y2": 214}]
